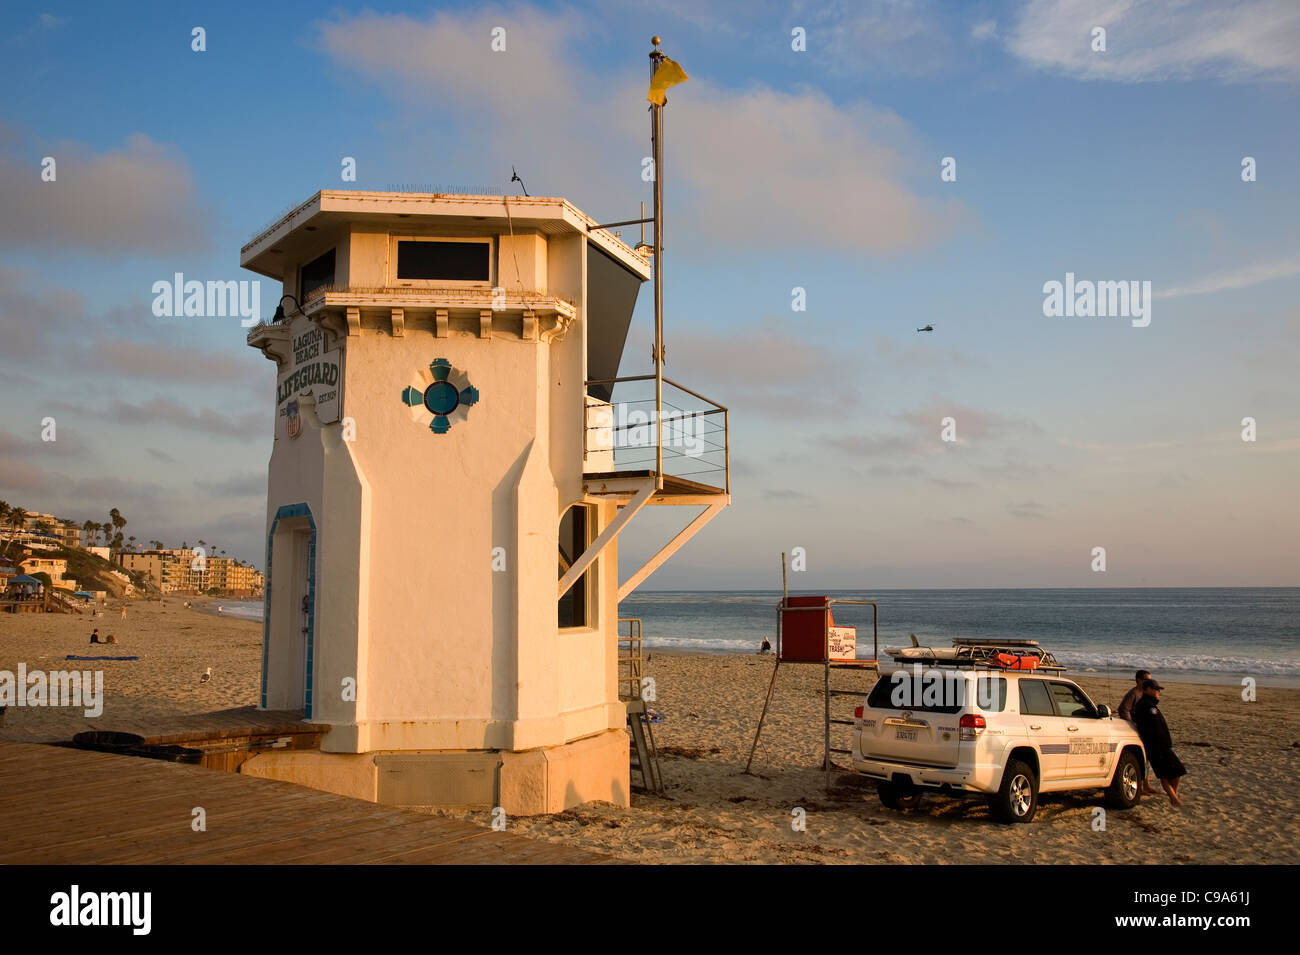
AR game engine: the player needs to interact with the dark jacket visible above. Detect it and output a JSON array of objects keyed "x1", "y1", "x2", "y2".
[{"x1": 1133, "y1": 694, "x2": 1171, "y2": 751}]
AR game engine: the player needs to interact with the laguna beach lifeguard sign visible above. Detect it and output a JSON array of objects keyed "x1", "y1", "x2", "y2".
[
  {"x1": 240, "y1": 190, "x2": 692, "y2": 813},
  {"x1": 276, "y1": 327, "x2": 341, "y2": 436}
]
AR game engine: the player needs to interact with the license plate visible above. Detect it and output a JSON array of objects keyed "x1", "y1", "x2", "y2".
[{"x1": 895, "y1": 728, "x2": 917, "y2": 741}]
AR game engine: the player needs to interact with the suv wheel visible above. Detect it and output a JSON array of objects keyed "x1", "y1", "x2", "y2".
[
  {"x1": 991, "y1": 759, "x2": 1037, "y2": 823},
  {"x1": 877, "y1": 780, "x2": 923, "y2": 811},
  {"x1": 1105, "y1": 751, "x2": 1142, "y2": 809}
]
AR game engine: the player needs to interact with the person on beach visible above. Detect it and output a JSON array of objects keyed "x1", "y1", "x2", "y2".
[
  {"x1": 1133, "y1": 680, "x2": 1186, "y2": 806},
  {"x1": 89, "y1": 628, "x2": 101, "y2": 644},
  {"x1": 120, "y1": 605, "x2": 126, "y2": 619},
  {"x1": 1118, "y1": 669, "x2": 1149, "y2": 721},
  {"x1": 759, "y1": 637, "x2": 772, "y2": 654},
  {"x1": 1119, "y1": 669, "x2": 1158, "y2": 794}
]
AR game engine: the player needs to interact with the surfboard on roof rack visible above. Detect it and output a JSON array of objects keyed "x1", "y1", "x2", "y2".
[{"x1": 882, "y1": 638, "x2": 1065, "y2": 672}]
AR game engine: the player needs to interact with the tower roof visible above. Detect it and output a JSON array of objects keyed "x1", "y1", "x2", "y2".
[{"x1": 241, "y1": 190, "x2": 651, "y2": 282}]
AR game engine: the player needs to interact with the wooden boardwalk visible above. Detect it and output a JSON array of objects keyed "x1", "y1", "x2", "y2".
[
  {"x1": 0, "y1": 742, "x2": 609, "y2": 865},
  {"x1": 0, "y1": 705, "x2": 319, "y2": 747}
]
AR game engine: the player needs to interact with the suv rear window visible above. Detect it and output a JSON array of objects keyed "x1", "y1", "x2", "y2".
[
  {"x1": 868, "y1": 672, "x2": 1007, "y2": 714},
  {"x1": 976, "y1": 677, "x2": 1008, "y2": 712}
]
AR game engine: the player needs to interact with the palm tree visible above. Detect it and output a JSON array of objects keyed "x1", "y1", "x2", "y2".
[
  {"x1": 82, "y1": 520, "x2": 98, "y2": 547},
  {"x1": 4, "y1": 507, "x2": 28, "y2": 558},
  {"x1": 127, "y1": 535, "x2": 136, "y2": 552},
  {"x1": 108, "y1": 509, "x2": 126, "y2": 556}
]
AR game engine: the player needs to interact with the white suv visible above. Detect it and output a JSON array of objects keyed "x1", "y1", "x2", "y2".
[{"x1": 851, "y1": 649, "x2": 1146, "y2": 824}]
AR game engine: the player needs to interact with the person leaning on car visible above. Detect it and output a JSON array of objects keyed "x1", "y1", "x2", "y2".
[
  {"x1": 1119, "y1": 669, "x2": 1158, "y2": 795},
  {"x1": 1133, "y1": 680, "x2": 1186, "y2": 806},
  {"x1": 1118, "y1": 669, "x2": 1150, "y2": 721}
]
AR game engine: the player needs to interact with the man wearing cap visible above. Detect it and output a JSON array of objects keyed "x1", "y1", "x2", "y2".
[
  {"x1": 1118, "y1": 670, "x2": 1149, "y2": 721},
  {"x1": 1133, "y1": 680, "x2": 1186, "y2": 806}
]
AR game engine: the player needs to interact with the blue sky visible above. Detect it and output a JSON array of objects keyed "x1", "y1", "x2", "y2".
[{"x1": 1, "y1": 1, "x2": 1297, "y2": 587}]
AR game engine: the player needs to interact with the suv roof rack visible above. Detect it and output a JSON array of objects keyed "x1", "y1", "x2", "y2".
[{"x1": 884, "y1": 639, "x2": 1066, "y2": 672}]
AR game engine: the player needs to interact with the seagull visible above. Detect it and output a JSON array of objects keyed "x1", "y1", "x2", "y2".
[
  {"x1": 916, "y1": 324, "x2": 934, "y2": 332},
  {"x1": 199, "y1": 667, "x2": 213, "y2": 685},
  {"x1": 510, "y1": 165, "x2": 529, "y2": 197}
]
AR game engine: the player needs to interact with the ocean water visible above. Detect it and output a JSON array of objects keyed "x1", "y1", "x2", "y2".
[
  {"x1": 212, "y1": 600, "x2": 264, "y2": 621},
  {"x1": 619, "y1": 589, "x2": 1300, "y2": 687},
  {"x1": 215, "y1": 589, "x2": 1300, "y2": 687}
]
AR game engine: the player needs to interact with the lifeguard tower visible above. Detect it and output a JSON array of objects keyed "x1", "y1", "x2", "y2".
[{"x1": 239, "y1": 41, "x2": 728, "y2": 813}]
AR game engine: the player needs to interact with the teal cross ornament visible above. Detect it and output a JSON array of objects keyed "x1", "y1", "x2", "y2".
[{"x1": 401, "y1": 358, "x2": 480, "y2": 434}]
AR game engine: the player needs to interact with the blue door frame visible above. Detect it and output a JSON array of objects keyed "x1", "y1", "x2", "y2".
[{"x1": 261, "y1": 503, "x2": 317, "y2": 717}]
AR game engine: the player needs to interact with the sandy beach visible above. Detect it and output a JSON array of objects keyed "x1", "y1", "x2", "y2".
[
  {"x1": 0, "y1": 599, "x2": 261, "y2": 742},
  {"x1": 2, "y1": 601, "x2": 1297, "y2": 864}
]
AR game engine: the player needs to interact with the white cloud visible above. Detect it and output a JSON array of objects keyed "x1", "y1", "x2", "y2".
[
  {"x1": 670, "y1": 84, "x2": 963, "y2": 252},
  {"x1": 315, "y1": 6, "x2": 964, "y2": 253},
  {"x1": 0, "y1": 270, "x2": 261, "y2": 385},
  {"x1": 0, "y1": 130, "x2": 209, "y2": 254},
  {"x1": 1007, "y1": 0, "x2": 1300, "y2": 82},
  {"x1": 798, "y1": 0, "x2": 956, "y2": 77},
  {"x1": 1158, "y1": 252, "x2": 1300, "y2": 298}
]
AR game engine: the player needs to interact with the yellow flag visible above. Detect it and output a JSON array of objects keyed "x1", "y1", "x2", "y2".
[{"x1": 647, "y1": 57, "x2": 688, "y2": 105}]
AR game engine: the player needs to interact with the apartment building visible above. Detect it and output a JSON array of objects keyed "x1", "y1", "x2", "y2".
[
  {"x1": 19, "y1": 556, "x2": 77, "y2": 592},
  {"x1": 119, "y1": 550, "x2": 201, "y2": 593},
  {"x1": 119, "y1": 549, "x2": 262, "y2": 596}
]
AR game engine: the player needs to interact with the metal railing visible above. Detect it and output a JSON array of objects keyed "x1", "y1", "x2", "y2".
[{"x1": 584, "y1": 375, "x2": 729, "y2": 493}]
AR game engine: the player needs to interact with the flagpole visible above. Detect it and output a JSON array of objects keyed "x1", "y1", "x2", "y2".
[{"x1": 650, "y1": 36, "x2": 665, "y2": 491}]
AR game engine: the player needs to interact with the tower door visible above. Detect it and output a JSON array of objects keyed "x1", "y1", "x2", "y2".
[{"x1": 287, "y1": 529, "x2": 312, "y2": 710}]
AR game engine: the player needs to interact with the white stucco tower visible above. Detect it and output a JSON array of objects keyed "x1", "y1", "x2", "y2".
[{"x1": 241, "y1": 191, "x2": 729, "y2": 813}]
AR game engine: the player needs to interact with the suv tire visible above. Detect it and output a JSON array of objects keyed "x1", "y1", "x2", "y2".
[
  {"x1": 992, "y1": 759, "x2": 1037, "y2": 823},
  {"x1": 1105, "y1": 751, "x2": 1143, "y2": 810},
  {"x1": 877, "y1": 780, "x2": 923, "y2": 811}
]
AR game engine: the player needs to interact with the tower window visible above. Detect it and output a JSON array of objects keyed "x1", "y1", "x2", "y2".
[
  {"x1": 558, "y1": 504, "x2": 593, "y2": 628},
  {"x1": 394, "y1": 238, "x2": 491, "y2": 284},
  {"x1": 299, "y1": 248, "x2": 336, "y2": 300}
]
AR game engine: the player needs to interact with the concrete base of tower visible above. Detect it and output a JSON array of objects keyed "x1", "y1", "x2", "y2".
[{"x1": 239, "y1": 727, "x2": 630, "y2": 815}]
